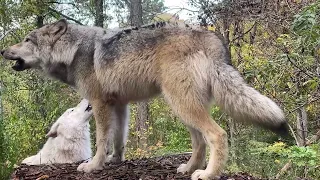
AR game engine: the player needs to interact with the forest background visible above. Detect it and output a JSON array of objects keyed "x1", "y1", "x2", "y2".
[{"x1": 0, "y1": 0, "x2": 319, "y2": 179}]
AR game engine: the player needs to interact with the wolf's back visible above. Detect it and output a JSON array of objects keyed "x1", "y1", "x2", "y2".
[{"x1": 211, "y1": 63, "x2": 288, "y2": 135}]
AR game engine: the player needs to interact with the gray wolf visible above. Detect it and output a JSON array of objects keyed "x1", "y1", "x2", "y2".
[
  {"x1": 1, "y1": 19, "x2": 288, "y2": 180},
  {"x1": 21, "y1": 99, "x2": 92, "y2": 165}
]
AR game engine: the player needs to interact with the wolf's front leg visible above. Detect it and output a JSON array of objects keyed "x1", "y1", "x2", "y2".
[
  {"x1": 22, "y1": 155, "x2": 37, "y2": 165},
  {"x1": 77, "y1": 100, "x2": 113, "y2": 173},
  {"x1": 107, "y1": 104, "x2": 129, "y2": 163}
]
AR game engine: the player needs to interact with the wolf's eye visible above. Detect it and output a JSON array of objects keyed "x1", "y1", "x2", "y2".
[{"x1": 25, "y1": 38, "x2": 31, "y2": 42}]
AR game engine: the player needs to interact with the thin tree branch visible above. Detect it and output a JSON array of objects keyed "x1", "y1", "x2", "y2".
[
  {"x1": 0, "y1": 29, "x2": 15, "y2": 41},
  {"x1": 47, "y1": 1, "x2": 77, "y2": 7},
  {"x1": 230, "y1": 22, "x2": 257, "y2": 44},
  {"x1": 287, "y1": 96, "x2": 320, "y2": 115},
  {"x1": 285, "y1": 53, "x2": 315, "y2": 79},
  {"x1": 276, "y1": 128, "x2": 320, "y2": 179},
  {"x1": 0, "y1": 29, "x2": 21, "y2": 42},
  {"x1": 165, "y1": 7, "x2": 199, "y2": 13},
  {"x1": 306, "y1": 129, "x2": 320, "y2": 145},
  {"x1": 288, "y1": 123, "x2": 300, "y2": 146},
  {"x1": 275, "y1": 161, "x2": 292, "y2": 179},
  {"x1": 48, "y1": 7, "x2": 83, "y2": 25}
]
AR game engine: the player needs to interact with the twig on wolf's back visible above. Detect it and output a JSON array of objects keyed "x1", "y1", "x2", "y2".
[{"x1": 48, "y1": 7, "x2": 83, "y2": 25}]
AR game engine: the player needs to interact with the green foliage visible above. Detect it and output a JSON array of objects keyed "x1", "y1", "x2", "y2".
[
  {"x1": 1, "y1": 1, "x2": 320, "y2": 180},
  {"x1": 251, "y1": 141, "x2": 320, "y2": 179},
  {"x1": 221, "y1": 1, "x2": 320, "y2": 179},
  {"x1": 0, "y1": 65, "x2": 80, "y2": 178},
  {"x1": 141, "y1": 0, "x2": 166, "y2": 24},
  {"x1": 0, "y1": 15, "x2": 80, "y2": 178},
  {"x1": 109, "y1": 0, "x2": 166, "y2": 26},
  {"x1": 288, "y1": 145, "x2": 319, "y2": 167},
  {"x1": 292, "y1": 1, "x2": 320, "y2": 53},
  {"x1": 125, "y1": 98, "x2": 191, "y2": 159}
]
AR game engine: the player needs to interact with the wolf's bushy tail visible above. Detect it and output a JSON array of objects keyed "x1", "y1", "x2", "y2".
[{"x1": 211, "y1": 63, "x2": 288, "y2": 135}]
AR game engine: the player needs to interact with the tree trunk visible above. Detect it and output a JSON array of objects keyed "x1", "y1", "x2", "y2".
[
  {"x1": 249, "y1": 23, "x2": 257, "y2": 44},
  {"x1": 35, "y1": 0, "x2": 45, "y2": 28},
  {"x1": 94, "y1": 0, "x2": 104, "y2": 27},
  {"x1": 0, "y1": 83, "x2": 4, "y2": 168},
  {"x1": 220, "y1": 16, "x2": 231, "y2": 47},
  {"x1": 227, "y1": 118, "x2": 236, "y2": 163},
  {"x1": 129, "y1": 0, "x2": 143, "y2": 27},
  {"x1": 277, "y1": 106, "x2": 309, "y2": 179},
  {"x1": 136, "y1": 101, "x2": 149, "y2": 148},
  {"x1": 296, "y1": 107, "x2": 308, "y2": 146},
  {"x1": 36, "y1": 15, "x2": 44, "y2": 28},
  {"x1": 34, "y1": 16, "x2": 46, "y2": 119},
  {"x1": 127, "y1": 0, "x2": 149, "y2": 149}
]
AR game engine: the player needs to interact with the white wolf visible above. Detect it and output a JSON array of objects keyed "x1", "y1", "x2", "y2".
[{"x1": 22, "y1": 99, "x2": 92, "y2": 165}]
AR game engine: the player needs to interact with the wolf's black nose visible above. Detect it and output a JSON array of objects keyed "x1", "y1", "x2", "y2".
[
  {"x1": 85, "y1": 104, "x2": 92, "y2": 112},
  {"x1": 0, "y1": 50, "x2": 4, "y2": 56}
]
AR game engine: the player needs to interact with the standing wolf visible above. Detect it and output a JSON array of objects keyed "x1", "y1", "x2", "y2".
[
  {"x1": 22, "y1": 99, "x2": 92, "y2": 165},
  {"x1": 1, "y1": 19, "x2": 288, "y2": 179}
]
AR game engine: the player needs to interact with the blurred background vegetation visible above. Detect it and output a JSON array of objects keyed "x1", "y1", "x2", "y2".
[{"x1": 0, "y1": 0, "x2": 319, "y2": 179}]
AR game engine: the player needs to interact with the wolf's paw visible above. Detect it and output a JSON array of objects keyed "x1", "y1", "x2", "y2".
[
  {"x1": 191, "y1": 169, "x2": 219, "y2": 180},
  {"x1": 106, "y1": 154, "x2": 123, "y2": 163},
  {"x1": 21, "y1": 159, "x2": 32, "y2": 165},
  {"x1": 77, "y1": 161, "x2": 103, "y2": 173},
  {"x1": 177, "y1": 162, "x2": 205, "y2": 175},
  {"x1": 177, "y1": 163, "x2": 191, "y2": 174},
  {"x1": 21, "y1": 156, "x2": 35, "y2": 165}
]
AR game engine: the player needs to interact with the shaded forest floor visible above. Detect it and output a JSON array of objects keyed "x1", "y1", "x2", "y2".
[{"x1": 11, "y1": 153, "x2": 266, "y2": 180}]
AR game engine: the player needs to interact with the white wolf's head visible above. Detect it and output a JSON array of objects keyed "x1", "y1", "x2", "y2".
[
  {"x1": 21, "y1": 99, "x2": 93, "y2": 165},
  {"x1": 46, "y1": 99, "x2": 93, "y2": 139}
]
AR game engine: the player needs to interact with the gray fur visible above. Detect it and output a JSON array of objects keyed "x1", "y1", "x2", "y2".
[{"x1": 1, "y1": 19, "x2": 288, "y2": 180}]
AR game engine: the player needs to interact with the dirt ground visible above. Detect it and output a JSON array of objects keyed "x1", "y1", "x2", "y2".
[{"x1": 11, "y1": 153, "x2": 266, "y2": 180}]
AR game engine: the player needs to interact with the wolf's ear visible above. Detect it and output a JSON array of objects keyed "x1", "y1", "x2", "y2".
[
  {"x1": 49, "y1": 19, "x2": 68, "y2": 40},
  {"x1": 46, "y1": 123, "x2": 59, "y2": 138},
  {"x1": 46, "y1": 130, "x2": 57, "y2": 138}
]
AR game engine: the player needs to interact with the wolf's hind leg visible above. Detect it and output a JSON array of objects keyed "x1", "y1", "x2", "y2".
[
  {"x1": 191, "y1": 120, "x2": 228, "y2": 180},
  {"x1": 162, "y1": 85, "x2": 228, "y2": 180},
  {"x1": 107, "y1": 104, "x2": 129, "y2": 163},
  {"x1": 177, "y1": 126, "x2": 206, "y2": 174},
  {"x1": 77, "y1": 100, "x2": 113, "y2": 173}
]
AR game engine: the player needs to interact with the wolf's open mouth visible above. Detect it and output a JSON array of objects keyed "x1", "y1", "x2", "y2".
[
  {"x1": 11, "y1": 58, "x2": 26, "y2": 71},
  {"x1": 85, "y1": 104, "x2": 92, "y2": 112}
]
